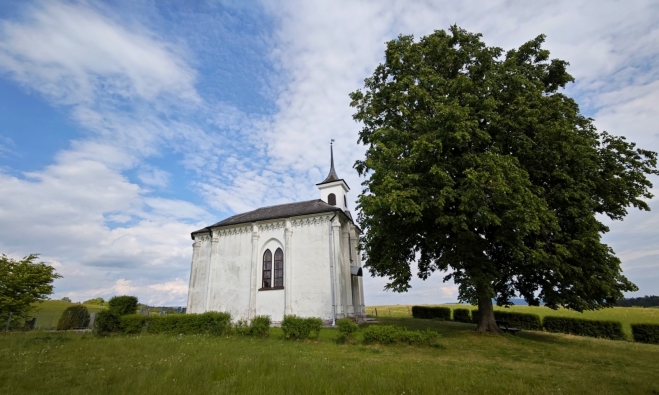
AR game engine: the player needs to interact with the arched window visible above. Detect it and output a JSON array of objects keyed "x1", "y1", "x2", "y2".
[
  {"x1": 344, "y1": 195, "x2": 347, "y2": 208},
  {"x1": 328, "y1": 193, "x2": 336, "y2": 206},
  {"x1": 262, "y1": 249, "x2": 272, "y2": 288},
  {"x1": 274, "y1": 248, "x2": 284, "y2": 287}
]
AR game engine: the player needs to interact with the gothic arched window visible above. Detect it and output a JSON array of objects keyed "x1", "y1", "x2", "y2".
[
  {"x1": 262, "y1": 249, "x2": 272, "y2": 288},
  {"x1": 344, "y1": 195, "x2": 347, "y2": 207},
  {"x1": 274, "y1": 248, "x2": 284, "y2": 287},
  {"x1": 328, "y1": 193, "x2": 336, "y2": 206}
]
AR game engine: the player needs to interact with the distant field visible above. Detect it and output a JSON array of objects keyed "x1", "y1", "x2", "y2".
[
  {"x1": 27, "y1": 300, "x2": 107, "y2": 329},
  {"x1": 1, "y1": 317, "x2": 658, "y2": 394},
  {"x1": 366, "y1": 304, "x2": 659, "y2": 339}
]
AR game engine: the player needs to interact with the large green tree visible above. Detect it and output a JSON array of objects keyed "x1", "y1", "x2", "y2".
[
  {"x1": 0, "y1": 254, "x2": 61, "y2": 326},
  {"x1": 350, "y1": 26, "x2": 658, "y2": 333}
]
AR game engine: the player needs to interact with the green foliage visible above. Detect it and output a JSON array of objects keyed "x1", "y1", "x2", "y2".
[
  {"x1": 281, "y1": 315, "x2": 323, "y2": 339},
  {"x1": 56, "y1": 305, "x2": 90, "y2": 330},
  {"x1": 94, "y1": 310, "x2": 121, "y2": 335},
  {"x1": 0, "y1": 253, "x2": 61, "y2": 323},
  {"x1": 492, "y1": 310, "x2": 542, "y2": 330},
  {"x1": 147, "y1": 312, "x2": 232, "y2": 335},
  {"x1": 336, "y1": 318, "x2": 359, "y2": 343},
  {"x1": 618, "y1": 295, "x2": 659, "y2": 308},
  {"x1": 83, "y1": 297, "x2": 105, "y2": 306},
  {"x1": 411, "y1": 306, "x2": 451, "y2": 320},
  {"x1": 234, "y1": 316, "x2": 271, "y2": 337},
  {"x1": 120, "y1": 315, "x2": 146, "y2": 334},
  {"x1": 362, "y1": 325, "x2": 440, "y2": 346},
  {"x1": 453, "y1": 308, "x2": 472, "y2": 323},
  {"x1": 630, "y1": 324, "x2": 659, "y2": 344},
  {"x1": 60, "y1": 297, "x2": 71, "y2": 303},
  {"x1": 249, "y1": 316, "x2": 271, "y2": 337},
  {"x1": 350, "y1": 25, "x2": 657, "y2": 324},
  {"x1": 543, "y1": 316, "x2": 624, "y2": 340},
  {"x1": 108, "y1": 296, "x2": 138, "y2": 316}
]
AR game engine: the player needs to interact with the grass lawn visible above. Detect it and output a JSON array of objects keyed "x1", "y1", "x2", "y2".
[
  {"x1": 367, "y1": 304, "x2": 659, "y2": 339},
  {"x1": 1, "y1": 317, "x2": 658, "y2": 394},
  {"x1": 27, "y1": 300, "x2": 107, "y2": 329}
]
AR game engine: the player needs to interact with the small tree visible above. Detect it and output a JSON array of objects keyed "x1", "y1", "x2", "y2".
[
  {"x1": 0, "y1": 253, "x2": 62, "y2": 326},
  {"x1": 350, "y1": 26, "x2": 657, "y2": 333},
  {"x1": 56, "y1": 305, "x2": 90, "y2": 330},
  {"x1": 60, "y1": 297, "x2": 72, "y2": 303},
  {"x1": 83, "y1": 297, "x2": 105, "y2": 306},
  {"x1": 108, "y1": 296, "x2": 138, "y2": 316}
]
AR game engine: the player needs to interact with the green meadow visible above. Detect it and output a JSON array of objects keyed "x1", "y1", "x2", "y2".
[
  {"x1": 2, "y1": 310, "x2": 659, "y2": 394},
  {"x1": 25, "y1": 300, "x2": 107, "y2": 329}
]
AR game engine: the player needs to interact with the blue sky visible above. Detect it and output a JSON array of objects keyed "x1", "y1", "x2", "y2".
[{"x1": 0, "y1": 0, "x2": 658, "y2": 306}]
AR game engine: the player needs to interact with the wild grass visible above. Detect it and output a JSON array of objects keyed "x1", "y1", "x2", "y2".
[
  {"x1": 367, "y1": 304, "x2": 659, "y2": 339},
  {"x1": 1, "y1": 317, "x2": 658, "y2": 394}
]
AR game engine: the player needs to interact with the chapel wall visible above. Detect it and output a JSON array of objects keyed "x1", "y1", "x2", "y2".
[
  {"x1": 187, "y1": 234, "x2": 212, "y2": 314},
  {"x1": 209, "y1": 225, "x2": 252, "y2": 318}
]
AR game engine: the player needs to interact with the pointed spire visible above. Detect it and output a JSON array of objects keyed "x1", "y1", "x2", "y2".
[{"x1": 320, "y1": 139, "x2": 340, "y2": 183}]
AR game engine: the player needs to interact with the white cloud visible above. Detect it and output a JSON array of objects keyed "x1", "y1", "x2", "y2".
[{"x1": 0, "y1": 1, "x2": 199, "y2": 105}]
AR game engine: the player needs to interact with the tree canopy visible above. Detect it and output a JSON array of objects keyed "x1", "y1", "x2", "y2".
[
  {"x1": 0, "y1": 253, "x2": 61, "y2": 324},
  {"x1": 350, "y1": 26, "x2": 658, "y2": 332}
]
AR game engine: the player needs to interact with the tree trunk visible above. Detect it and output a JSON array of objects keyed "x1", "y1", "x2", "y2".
[{"x1": 475, "y1": 293, "x2": 503, "y2": 334}]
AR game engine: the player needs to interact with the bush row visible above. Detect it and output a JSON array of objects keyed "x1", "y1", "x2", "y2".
[
  {"x1": 414, "y1": 306, "x2": 634, "y2": 340},
  {"x1": 281, "y1": 315, "x2": 323, "y2": 339},
  {"x1": 631, "y1": 324, "x2": 659, "y2": 344},
  {"x1": 411, "y1": 306, "x2": 451, "y2": 320}
]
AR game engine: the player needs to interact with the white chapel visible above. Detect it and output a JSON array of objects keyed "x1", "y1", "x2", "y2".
[{"x1": 186, "y1": 146, "x2": 366, "y2": 324}]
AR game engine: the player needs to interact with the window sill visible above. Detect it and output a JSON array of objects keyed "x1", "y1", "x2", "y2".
[{"x1": 258, "y1": 286, "x2": 285, "y2": 291}]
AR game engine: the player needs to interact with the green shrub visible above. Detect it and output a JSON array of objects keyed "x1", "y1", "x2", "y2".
[
  {"x1": 362, "y1": 325, "x2": 440, "y2": 346},
  {"x1": 411, "y1": 306, "x2": 451, "y2": 320},
  {"x1": 56, "y1": 305, "x2": 90, "y2": 330},
  {"x1": 94, "y1": 310, "x2": 121, "y2": 335},
  {"x1": 147, "y1": 312, "x2": 231, "y2": 335},
  {"x1": 453, "y1": 308, "x2": 472, "y2": 323},
  {"x1": 120, "y1": 314, "x2": 146, "y2": 334},
  {"x1": 108, "y1": 296, "x2": 138, "y2": 316},
  {"x1": 281, "y1": 315, "x2": 323, "y2": 339},
  {"x1": 493, "y1": 310, "x2": 542, "y2": 330},
  {"x1": 336, "y1": 318, "x2": 359, "y2": 343},
  {"x1": 631, "y1": 323, "x2": 659, "y2": 344},
  {"x1": 83, "y1": 297, "x2": 105, "y2": 306},
  {"x1": 543, "y1": 316, "x2": 624, "y2": 340},
  {"x1": 249, "y1": 316, "x2": 271, "y2": 337}
]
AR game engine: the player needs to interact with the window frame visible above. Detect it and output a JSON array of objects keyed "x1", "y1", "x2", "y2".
[{"x1": 259, "y1": 247, "x2": 284, "y2": 291}]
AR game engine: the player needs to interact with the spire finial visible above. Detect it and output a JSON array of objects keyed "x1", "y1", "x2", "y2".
[{"x1": 320, "y1": 139, "x2": 339, "y2": 184}]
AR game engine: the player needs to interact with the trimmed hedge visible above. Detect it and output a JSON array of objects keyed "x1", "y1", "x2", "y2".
[
  {"x1": 631, "y1": 323, "x2": 659, "y2": 344},
  {"x1": 493, "y1": 311, "x2": 542, "y2": 330},
  {"x1": 362, "y1": 325, "x2": 440, "y2": 346},
  {"x1": 281, "y1": 315, "x2": 323, "y2": 339},
  {"x1": 146, "y1": 312, "x2": 232, "y2": 335},
  {"x1": 543, "y1": 316, "x2": 624, "y2": 340},
  {"x1": 120, "y1": 314, "x2": 147, "y2": 334},
  {"x1": 336, "y1": 318, "x2": 359, "y2": 343},
  {"x1": 453, "y1": 308, "x2": 472, "y2": 323},
  {"x1": 411, "y1": 306, "x2": 451, "y2": 320},
  {"x1": 94, "y1": 310, "x2": 121, "y2": 335}
]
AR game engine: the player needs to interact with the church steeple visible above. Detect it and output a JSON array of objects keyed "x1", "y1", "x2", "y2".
[
  {"x1": 317, "y1": 140, "x2": 350, "y2": 208},
  {"x1": 320, "y1": 139, "x2": 340, "y2": 184}
]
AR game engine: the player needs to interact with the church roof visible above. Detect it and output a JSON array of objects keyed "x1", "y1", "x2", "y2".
[{"x1": 191, "y1": 199, "x2": 355, "y2": 237}]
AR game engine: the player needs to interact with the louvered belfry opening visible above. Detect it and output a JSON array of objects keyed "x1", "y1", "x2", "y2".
[{"x1": 328, "y1": 193, "x2": 336, "y2": 206}]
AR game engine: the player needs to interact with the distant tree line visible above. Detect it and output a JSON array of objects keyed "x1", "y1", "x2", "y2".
[{"x1": 618, "y1": 295, "x2": 659, "y2": 307}]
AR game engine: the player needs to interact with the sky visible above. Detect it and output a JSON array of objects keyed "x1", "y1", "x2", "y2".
[{"x1": 0, "y1": 0, "x2": 658, "y2": 307}]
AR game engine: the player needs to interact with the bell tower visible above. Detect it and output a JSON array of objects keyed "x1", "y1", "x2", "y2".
[{"x1": 317, "y1": 140, "x2": 350, "y2": 210}]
